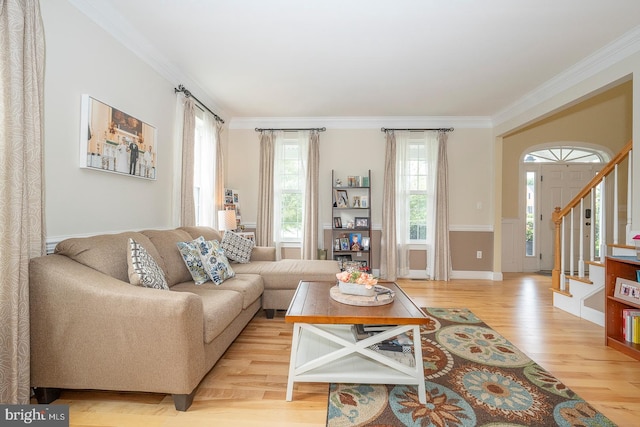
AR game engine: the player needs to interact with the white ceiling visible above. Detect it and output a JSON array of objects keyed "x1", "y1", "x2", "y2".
[{"x1": 71, "y1": 0, "x2": 640, "y2": 123}]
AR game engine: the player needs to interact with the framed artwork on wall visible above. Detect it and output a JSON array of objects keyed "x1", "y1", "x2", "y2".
[{"x1": 79, "y1": 95, "x2": 157, "y2": 180}]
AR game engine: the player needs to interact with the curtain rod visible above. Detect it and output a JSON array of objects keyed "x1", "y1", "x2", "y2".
[
  {"x1": 255, "y1": 127, "x2": 326, "y2": 132},
  {"x1": 174, "y1": 84, "x2": 225, "y2": 124},
  {"x1": 381, "y1": 127, "x2": 454, "y2": 132}
]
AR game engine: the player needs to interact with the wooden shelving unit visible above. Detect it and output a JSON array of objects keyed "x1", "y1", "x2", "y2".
[
  {"x1": 331, "y1": 170, "x2": 371, "y2": 271},
  {"x1": 605, "y1": 256, "x2": 640, "y2": 361}
]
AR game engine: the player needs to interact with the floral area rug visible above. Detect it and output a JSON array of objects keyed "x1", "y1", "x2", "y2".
[{"x1": 327, "y1": 308, "x2": 616, "y2": 427}]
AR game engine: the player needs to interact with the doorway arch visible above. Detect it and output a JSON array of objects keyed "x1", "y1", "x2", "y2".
[{"x1": 518, "y1": 143, "x2": 611, "y2": 273}]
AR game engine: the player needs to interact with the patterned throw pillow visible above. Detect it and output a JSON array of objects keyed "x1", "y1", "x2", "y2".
[
  {"x1": 176, "y1": 236, "x2": 210, "y2": 285},
  {"x1": 127, "y1": 238, "x2": 169, "y2": 290},
  {"x1": 220, "y1": 231, "x2": 255, "y2": 263},
  {"x1": 199, "y1": 239, "x2": 235, "y2": 285}
]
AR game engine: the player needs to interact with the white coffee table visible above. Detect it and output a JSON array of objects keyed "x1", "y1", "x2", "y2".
[{"x1": 284, "y1": 281, "x2": 431, "y2": 403}]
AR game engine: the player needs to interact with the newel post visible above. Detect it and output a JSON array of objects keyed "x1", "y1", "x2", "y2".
[{"x1": 551, "y1": 207, "x2": 562, "y2": 291}]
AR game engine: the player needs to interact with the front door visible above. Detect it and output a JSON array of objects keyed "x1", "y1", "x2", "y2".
[{"x1": 538, "y1": 164, "x2": 599, "y2": 271}]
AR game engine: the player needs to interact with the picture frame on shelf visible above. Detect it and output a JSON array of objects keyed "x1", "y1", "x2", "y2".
[
  {"x1": 334, "y1": 189, "x2": 348, "y2": 208},
  {"x1": 362, "y1": 236, "x2": 370, "y2": 251},
  {"x1": 340, "y1": 237, "x2": 350, "y2": 251},
  {"x1": 614, "y1": 277, "x2": 640, "y2": 304},
  {"x1": 362, "y1": 176, "x2": 369, "y2": 187},
  {"x1": 360, "y1": 196, "x2": 368, "y2": 208},
  {"x1": 349, "y1": 233, "x2": 363, "y2": 251},
  {"x1": 351, "y1": 195, "x2": 361, "y2": 208},
  {"x1": 355, "y1": 217, "x2": 369, "y2": 229},
  {"x1": 333, "y1": 217, "x2": 342, "y2": 228},
  {"x1": 334, "y1": 238, "x2": 340, "y2": 251}
]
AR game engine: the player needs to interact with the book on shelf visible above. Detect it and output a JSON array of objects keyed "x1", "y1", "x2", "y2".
[
  {"x1": 351, "y1": 324, "x2": 413, "y2": 347},
  {"x1": 361, "y1": 324, "x2": 398, "y2": 332},
  {"x1": 622, "y1": 309, "x2": 640, "y2": 343}
]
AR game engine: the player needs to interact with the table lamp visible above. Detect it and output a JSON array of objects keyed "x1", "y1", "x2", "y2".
[{"x1": 218, "y1": 210, "x2": 237, "y2": 231}]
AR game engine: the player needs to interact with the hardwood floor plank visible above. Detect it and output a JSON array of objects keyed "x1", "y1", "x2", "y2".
[{"x1": 33, "y1": 273, "x2": 640, "y2": 426}]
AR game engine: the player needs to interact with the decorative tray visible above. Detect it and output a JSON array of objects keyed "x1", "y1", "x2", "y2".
[{"x1": 329, "y1": 284, "x2": 395, "y2": 306}]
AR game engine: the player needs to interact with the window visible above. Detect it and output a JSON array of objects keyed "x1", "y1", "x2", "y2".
[
  {"x1": 408, "y1": 141, "x2": 428, "y2": 240},
  {"x1": 193, "y1": 114, "x2": 205, "y2": 225},
  {"x1": 274, "y1": 133, "x2": 305, "y2": 241},
  {"x1": 192, "y1": 110, "x2": 216, "y2": 226},
  {"x1": 524, "y1": 147, "x2": 606, "y2": 163},
  {"x1": 525, "y1": 171, "x2": 535, "y2": 257}
]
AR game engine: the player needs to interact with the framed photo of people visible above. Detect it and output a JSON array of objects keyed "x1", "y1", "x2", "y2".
[
  {"x1": 614, "y1": 277, "x2": 640, "y2": 304},
  {"x1": 80, "y1": 95, "x2": 157, "y2": 180}
]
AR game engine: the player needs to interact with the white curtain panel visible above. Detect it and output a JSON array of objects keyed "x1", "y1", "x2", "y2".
[
  {"x1": 0, "y1": 0, "x2": 46, "y2": 404},
  {"x1": 256, "y1": 130, "x2": 275, "y2": 246},
  {"x1": 180, "y1": 98, "x2": 196, "y2": 226},
  {"x1": 380, "y1": 130, "x2": 397, "y2": 280},
  {"x1": 214, "y1": 121, "x2": 225, "y2": 219},
  {"x1": 272, "y1": 131, "x2": 287, "y2": 259},
  {"x1": 424, "y1": 131, "x2": 439, "y2": 279},
  {"x1": 434, "y1": 131, "x2": 452, "y2": 280},
  {"x1": 302, "y1": 130, "x2": 319, "y2": 259},
  {"x1": 395, "y1": 131, "x2": 412, "y2": 278}
]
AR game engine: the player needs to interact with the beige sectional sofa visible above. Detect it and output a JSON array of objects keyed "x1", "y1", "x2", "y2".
[{"x1": 29, "y1": 226, "x2": 339, "y2": 410}]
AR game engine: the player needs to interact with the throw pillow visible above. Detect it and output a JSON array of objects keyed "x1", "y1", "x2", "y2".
[
  {"x1": 127, "y1": 238, "x2": 169, "y2": 290},
  {"x1": 199, "y1": 239, "x2": 235, "y2": 285},
  {"x1": 176, "y1": 236, "x2": 210, "y2": 285},
  {"x1": 220, "y1": 230, "x2": 255, "y2": 263}
]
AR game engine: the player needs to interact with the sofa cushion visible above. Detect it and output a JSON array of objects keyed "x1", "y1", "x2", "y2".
[
  {"x1": 173, "y1": 273, "x2": 262, "y2": 310},
  {"x1": 127, "y1": 238, "x2": 169, "y2": 290},
  {"x1": 176, "y1": 236, "x2": 210, "y2": 285},
  {"x1": 172, "y1": 287, "x2": 243, "y2": 343},
  {"x1": 55, "y1": 232, "x2": 161, "y2": 283},
  {"x1": 142, "y1": 229, "x2": 195, "y2": 286},
  {"x1": 200, "y1": 240, "x2": 235, "y2": 285},
  {"x1": 220, "y1": 231, "x2": 255, "y2": 263},
  {"x1": 232, "y1": 259, "x2": 339, "y2": 290}
]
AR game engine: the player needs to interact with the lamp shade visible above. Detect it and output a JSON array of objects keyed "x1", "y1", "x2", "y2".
[{"x1": 218, "y1": 210, "x2": 237, "y2": 231}]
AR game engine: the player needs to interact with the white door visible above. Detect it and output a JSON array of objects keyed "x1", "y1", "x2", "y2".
[{"x1": 538, "y1": 164, "x2": 599, "y2": 271}]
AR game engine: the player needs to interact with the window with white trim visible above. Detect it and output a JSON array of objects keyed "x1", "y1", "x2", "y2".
[
  {"x1": 407, "y1": 138, "x2": 430, "y2": 241},
  {"x1": 275, "y1": 134, "x2": 305, "y2": 241}
]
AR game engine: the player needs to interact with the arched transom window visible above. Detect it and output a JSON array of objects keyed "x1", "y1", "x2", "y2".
[{"x1": 524, "y1": 146, "x2": 608, "y2": 163}]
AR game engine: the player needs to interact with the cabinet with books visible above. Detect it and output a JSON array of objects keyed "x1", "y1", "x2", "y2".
[
  {"x1": 331, "y1": 170, "x2": 371, "y2": 271},
  {"x1": 605, "y1": 256, "x2": 640, "y2": 361}
]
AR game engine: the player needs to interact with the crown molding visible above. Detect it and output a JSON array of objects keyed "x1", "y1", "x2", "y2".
[
  {"x1": 68, "y1": 0, "x2": 227, "y2": 121},
  {"x1": 228, "y1": 116, "x2": 492, "y2": 130},
  {"x1": 492, "y1": 25, "x2": 640, "y2": 128}
]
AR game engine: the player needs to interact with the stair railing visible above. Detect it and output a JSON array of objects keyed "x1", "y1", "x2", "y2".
[{"x1": 551, "y1": 140, "x2": 633, "y2": 294}]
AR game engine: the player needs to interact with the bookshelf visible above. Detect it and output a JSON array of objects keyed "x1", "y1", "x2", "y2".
[
  {"x1": 605, "y1": 256, "x2": 640, "y2": 361},
  {"x1": 331, "y1": 170, "x2": 371, "y2": 271}
]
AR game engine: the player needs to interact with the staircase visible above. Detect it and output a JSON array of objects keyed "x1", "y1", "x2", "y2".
[{"x1": 550, "y1": 140, "x2": 633, "y2": 326}]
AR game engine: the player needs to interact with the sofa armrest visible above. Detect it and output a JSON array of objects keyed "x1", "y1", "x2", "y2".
[
  {"x1": 29, "y1": 254, "x2": 205, "y2": 395},
  {"x1": 250, "y1": 246, "x2": 276, "y2": 261}
]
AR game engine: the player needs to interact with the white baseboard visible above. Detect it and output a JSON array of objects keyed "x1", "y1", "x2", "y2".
[
  {"x1": 451, "y1": 270, "x2": 499, "y2": 281},
  {"x1": 581, "y1": 305, "x2": 605, "y2": 327},
  {"x1": 400, "y1": 270, "x2": 500, "y2": 281}
]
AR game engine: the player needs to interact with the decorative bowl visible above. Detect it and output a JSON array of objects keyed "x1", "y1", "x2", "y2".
[{"x1": 338, "y1": 281, "x2": 375, "y2": 297}]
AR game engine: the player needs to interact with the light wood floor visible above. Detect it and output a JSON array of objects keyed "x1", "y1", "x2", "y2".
[{"x1": 40, "y1": 273, "x2": 640, "y2": 426}]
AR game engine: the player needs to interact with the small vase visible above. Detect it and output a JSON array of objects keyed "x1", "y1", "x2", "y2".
[{"x1": 338, "y1": 281, "x2": 375, "y2": 297}]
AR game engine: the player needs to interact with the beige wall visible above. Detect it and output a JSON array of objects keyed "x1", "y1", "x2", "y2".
[
  {"x1": 42, "y1": 0, "x2": 178, "y2": 239},
  {"x1": 501, "y1": 81, "x2": 633, "y2": 219},
  {"x1": 228, "y1": 126, "x2": 495, "y2": 273}
]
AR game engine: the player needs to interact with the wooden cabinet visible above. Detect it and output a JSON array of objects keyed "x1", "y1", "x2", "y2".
[
  {"x1": 331, "y1": 170, "x2": 371, "y2": 271},
  {"x1": 605, "y1": 256, "x2": 640, "y2": 361}
]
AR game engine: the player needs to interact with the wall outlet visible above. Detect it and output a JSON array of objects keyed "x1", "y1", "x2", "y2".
[{"x1": 476, "y1": 251, "x2": 482, "y2": 259}]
